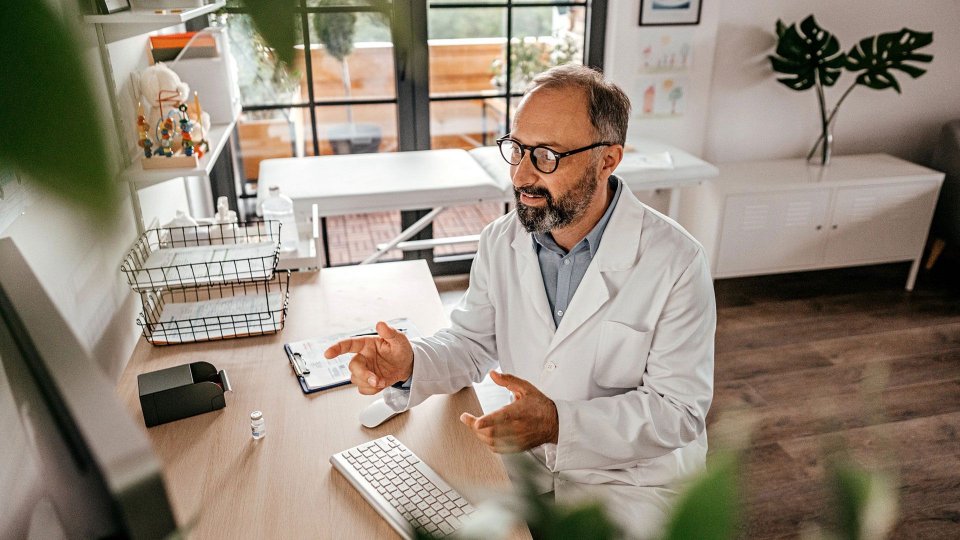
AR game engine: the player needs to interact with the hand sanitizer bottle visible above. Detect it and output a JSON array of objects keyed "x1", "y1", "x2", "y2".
[{"x1": 261, "y1": 186, "x2": 300, "y2": 253}]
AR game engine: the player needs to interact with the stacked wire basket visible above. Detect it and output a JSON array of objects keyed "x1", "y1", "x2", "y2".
[{"x1": 121, "y1": 221, "x2": 290, "y2": 346}]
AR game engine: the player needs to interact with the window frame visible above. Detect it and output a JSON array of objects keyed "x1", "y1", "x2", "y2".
[{"x1": 224, "y1": 0, "x2": 607, "y2": 274}]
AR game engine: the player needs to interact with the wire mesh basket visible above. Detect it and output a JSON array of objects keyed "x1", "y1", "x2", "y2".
[
  {"x1": 137, "y1": 271, "x2": 291, "y2": 346},
  {"x1": 121, "y1": 221, "x2": 281, "y2": 291}
]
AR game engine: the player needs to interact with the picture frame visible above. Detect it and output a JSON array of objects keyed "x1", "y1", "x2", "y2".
[
  {"x1": 96, "y1": 0, "x2": 131, "y2": 15},
  {"x1": 639, "y1": 0, "x2": 702, "y2": 26}
]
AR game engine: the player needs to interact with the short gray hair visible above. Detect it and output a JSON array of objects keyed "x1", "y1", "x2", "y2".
[{"x1": 525, "y1": 64, "x2": 631, "y2": 145}]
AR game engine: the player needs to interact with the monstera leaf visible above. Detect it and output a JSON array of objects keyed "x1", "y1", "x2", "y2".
[
  {"x1": 845, "y1": 28, "x2": 934, "y2": 93},
  {"x1": 769, "y1": 15, "x2": 846, "y2": 91}
]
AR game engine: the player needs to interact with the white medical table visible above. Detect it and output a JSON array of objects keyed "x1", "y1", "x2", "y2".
[{"x1": 258, "y1": 143, "x2": 717, "y2": 264}]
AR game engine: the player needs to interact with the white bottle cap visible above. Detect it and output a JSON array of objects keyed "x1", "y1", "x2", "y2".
[{"x1": 250, "y1": 410, "x2": 263, "y2": 420}]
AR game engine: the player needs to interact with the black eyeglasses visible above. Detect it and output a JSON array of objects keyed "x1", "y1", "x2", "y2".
[{"x1": 495, "y1": 136, "x2": 613, "y2": 174}]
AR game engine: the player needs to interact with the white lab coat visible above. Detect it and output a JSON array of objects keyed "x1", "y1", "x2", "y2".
[{"x1": 402, "y1": 186, "x2": 716, "y2": 492}]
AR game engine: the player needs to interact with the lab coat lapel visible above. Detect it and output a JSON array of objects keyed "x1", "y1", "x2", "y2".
[
  {"x1": 546, "y1": 189, "x2": 646, "y2": 355},
  {"x1": 511, "y1": 228, "x2": 556, "y2": 330}
]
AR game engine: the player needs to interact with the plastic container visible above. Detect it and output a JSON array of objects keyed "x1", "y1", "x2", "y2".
[{"x1": 261, "y1": 186, "x2": 300, "y2": 253}]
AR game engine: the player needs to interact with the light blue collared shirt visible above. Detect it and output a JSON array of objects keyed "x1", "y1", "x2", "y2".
[{"x1": 533, "y1": 175, "x2": 622, "y2": 328}]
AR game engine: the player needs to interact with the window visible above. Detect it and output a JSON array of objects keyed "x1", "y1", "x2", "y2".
[{"x1": 219, "y1": 0, "x2": 606, "y2": 273}]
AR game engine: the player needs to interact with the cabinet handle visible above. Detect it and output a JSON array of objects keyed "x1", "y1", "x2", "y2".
[
  {"x1": 816, "y1": 225, "x2": 822, "y2": 230},
  {"x1": 831, "y1": 225, "x2": 838, "y2": 230}
]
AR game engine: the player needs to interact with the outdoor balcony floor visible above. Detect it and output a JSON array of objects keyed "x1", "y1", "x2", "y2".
[{"x1": 325, "y1": 201, "x2": 506, "y2": 266}]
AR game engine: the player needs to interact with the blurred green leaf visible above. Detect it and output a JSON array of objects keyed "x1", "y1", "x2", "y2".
[
  {"x1": 552, "y1": 503, "x2": 621, "y2": 540},
  {"x1": 663, "y1": 452, "x2": 741, "y2": 540},
  {"x1": 242, "y1": 0, "x2": 298, "y2": 66},
  {"x1": 769, "y1": 15, "x2": 846, "y2": 91},
  {"x1": 845, "y1": 28, "x2": 933, "y2": 93},
  {"x1": 0, "y1": 1, "x2": 116, "y2": 217},
  {"x1": 829, "y1": 462, "x2": 898, "y2": 540}
]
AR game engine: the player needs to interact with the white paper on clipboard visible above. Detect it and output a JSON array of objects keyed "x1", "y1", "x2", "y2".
[{"x1": 285, "y1": 318, "x2": 420, "y2": 392}]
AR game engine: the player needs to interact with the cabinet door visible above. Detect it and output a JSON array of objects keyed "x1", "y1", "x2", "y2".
[
  {"x1": 716, "y1": 190, "x2": 831, "y2": 276},
  {"x1": 823, "y1": 181, "x2": 940, "y2": 265}
]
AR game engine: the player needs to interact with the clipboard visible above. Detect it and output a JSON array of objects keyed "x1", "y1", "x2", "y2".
[{"x1": 283, "y1": 318, "x2": 420, "y2": 394}]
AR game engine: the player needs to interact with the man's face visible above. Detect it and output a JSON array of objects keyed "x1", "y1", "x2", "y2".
[{"x1": 509, "y1": 88, "x2": 603, "y2": 234}]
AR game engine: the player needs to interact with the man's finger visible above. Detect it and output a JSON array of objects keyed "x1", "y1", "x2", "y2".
[
  {"x1": 460, "y1": 412, "x2": 479, "y2": 429},
  {"x1": 376, "y1": 321, "x2": 401, "y2": 341},
  {"x1": 473, "y1": 405, "x2": 514, "y2": 430},
  {"x1": 325, "y1": 337, "x2": 371, "y2": 359},
  {"x1": 348, "y1": 357, "x2": 381, "y2": 388},
  {"x1": 489, "y1": 370, "x2": 531, "y2": 395}
]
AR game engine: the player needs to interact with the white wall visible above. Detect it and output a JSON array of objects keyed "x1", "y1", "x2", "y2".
[
  {"x1": 604, "y1": 0, "x2": 722, "y2": 157},
  {"x1": 702, "y1": 0, "x2": 960, "y2": 165},
  {"x1": 604, "y1": 1, "x2": 960, "y2": 166}
]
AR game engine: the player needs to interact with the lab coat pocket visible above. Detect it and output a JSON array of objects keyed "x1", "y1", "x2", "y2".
[{"x1": 593, "y1": 321, "x2": 653, "y2": 389}]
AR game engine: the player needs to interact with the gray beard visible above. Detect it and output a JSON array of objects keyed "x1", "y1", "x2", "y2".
[{"x1": 515, "y1": 168, "x2": 599, "y2": 234}]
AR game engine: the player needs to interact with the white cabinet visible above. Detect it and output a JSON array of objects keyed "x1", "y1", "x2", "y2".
[
  {"x1": 682, "y1": 154, "x2": 944, "y2": 290},
  {"x1": 716, "y1": 190, "x2": 831, "y2": 275}
]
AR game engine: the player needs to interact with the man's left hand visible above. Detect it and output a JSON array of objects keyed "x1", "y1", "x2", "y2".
[{"x1": 460, "y1": 371, "x2": 559, "y2": 454}]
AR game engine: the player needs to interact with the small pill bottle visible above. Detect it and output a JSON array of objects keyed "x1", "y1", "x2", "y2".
[{"x1": 250, "y1": 410, "x2": 266, "y2": 440}]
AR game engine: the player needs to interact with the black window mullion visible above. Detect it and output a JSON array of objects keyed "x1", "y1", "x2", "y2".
[
  {"x1": 504, "y1": 0, "x2": 513, "y2": 134},
  {"x1": 295, "y1": 0, "x2": 332, "y2": 266},
  {"x1": 586, "y1": 0, "x2": 607, "y2": 69},
  {"x1": 394, "y1": 0, "x2": 435, "y2": 264}
]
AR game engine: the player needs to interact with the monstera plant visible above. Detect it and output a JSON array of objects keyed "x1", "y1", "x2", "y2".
[{"x1": 769, "y1": 15, "x2": 933, "y2": 165}]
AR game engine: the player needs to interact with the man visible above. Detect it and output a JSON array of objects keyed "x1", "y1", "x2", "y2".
[{"x1": 326, "y1": 64, "x2": 715, "y2": 537}]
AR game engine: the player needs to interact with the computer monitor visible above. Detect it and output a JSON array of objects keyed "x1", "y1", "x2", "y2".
[{"x1": 0, "y1": 237, "x2": 177, "y2": 539}]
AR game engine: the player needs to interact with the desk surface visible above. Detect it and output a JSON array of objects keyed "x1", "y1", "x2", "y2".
[{"x1": 117, "y1": 261, "x2": 516, "y2": 539}]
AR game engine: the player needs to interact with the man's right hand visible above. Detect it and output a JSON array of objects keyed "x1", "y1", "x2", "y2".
[{"x1": 324, "y1": 321, "x2": 414, "y2": 395}]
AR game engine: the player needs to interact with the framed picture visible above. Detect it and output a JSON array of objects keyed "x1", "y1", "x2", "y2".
[
  {"x1": 639, "y1": 0, "x2": 702, "y2": 26},
  {"x1": 96, "y1": 0, "x2": 131, "y2": 15}
]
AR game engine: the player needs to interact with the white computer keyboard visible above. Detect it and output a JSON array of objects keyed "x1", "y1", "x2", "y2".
[{"x1": 330, "y1": 435, "x2": 476, "y2": 539}]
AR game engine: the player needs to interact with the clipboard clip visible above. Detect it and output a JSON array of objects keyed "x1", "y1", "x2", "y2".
[{"x1": 291, "y1": 352, "x2": 311, "y2": 376}]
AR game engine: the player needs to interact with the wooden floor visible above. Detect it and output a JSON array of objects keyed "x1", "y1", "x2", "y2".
[{"x1": 710, "y1": 258, "x2": 960, "y2": 539}]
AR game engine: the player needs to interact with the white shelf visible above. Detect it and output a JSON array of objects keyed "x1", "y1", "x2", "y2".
[
  {"x1": 277, "y1": 204, "x2": 324, "y2": 271},
  {"x1": 123, "y1": 116, "x2": 237, "y2": 188},
  {"x1": 84, "y1": 2, "x2": 224, "y2": 24}
]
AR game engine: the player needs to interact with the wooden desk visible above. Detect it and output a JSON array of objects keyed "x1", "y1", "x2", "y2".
[{"x1": 117, "y1": 261, "x2": 515, "y2": 539}]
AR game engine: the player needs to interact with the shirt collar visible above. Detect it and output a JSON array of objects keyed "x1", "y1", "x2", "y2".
[{"x1": 532, "y1": 175, "x2": 623, "y2": 256}]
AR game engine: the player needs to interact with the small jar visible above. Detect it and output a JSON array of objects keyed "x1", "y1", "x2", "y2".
[{"x1": 250, "y1": 410, "x2": 266, "y2": 440}]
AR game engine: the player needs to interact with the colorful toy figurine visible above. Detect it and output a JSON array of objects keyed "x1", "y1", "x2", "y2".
[
  {"x1": 155, "y1": 116, "x2": 175, "y2": 157},
  {"x1": 178, "y1": 104, "x2": 195, "y2": 156},
  {"x1": 137, "y1": 101, "x2": 153, "y2": 158}
]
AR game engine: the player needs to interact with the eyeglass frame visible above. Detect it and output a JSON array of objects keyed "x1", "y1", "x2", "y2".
[{"x1": 495, "y1": 136, "x2": 615, "y2": 174}]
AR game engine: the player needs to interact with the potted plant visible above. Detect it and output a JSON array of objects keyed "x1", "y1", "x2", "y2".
[
  {"x1": 768, "y1": 15, "x2": 933, "y2": 165},
  {"x1": 312, "y1": 4, "x2": 381, "y2": 154}
]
